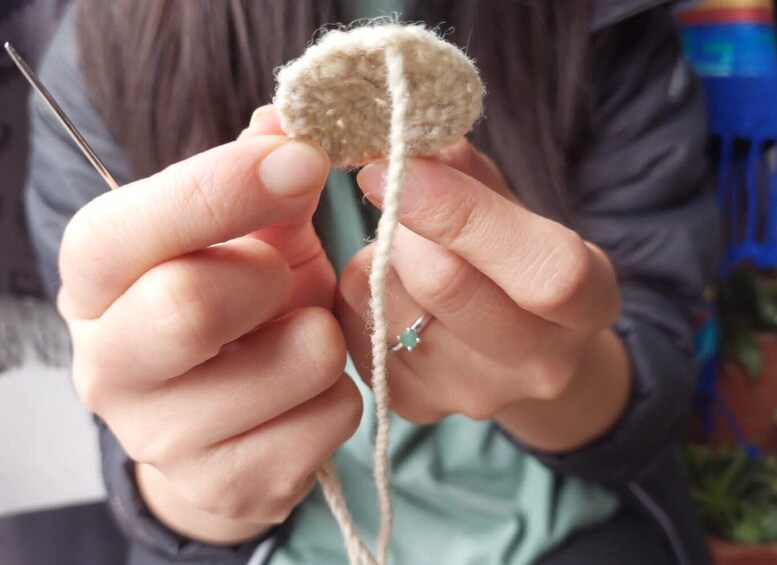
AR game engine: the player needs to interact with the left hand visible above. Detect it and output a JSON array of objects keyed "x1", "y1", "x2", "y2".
[{"x1": 336, "y1": 140, "x2": 624, "y2": 432}]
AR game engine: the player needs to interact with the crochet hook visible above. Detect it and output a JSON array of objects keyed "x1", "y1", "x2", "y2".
[{"x1": 4, "y1": 41, "x2": 120, "y2": 190}]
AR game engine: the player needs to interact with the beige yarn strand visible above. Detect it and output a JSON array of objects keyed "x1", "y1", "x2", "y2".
[
  {"x1": 368, "y1": 43, "x2": 409, "y2": 565},
  {"x1": 316, "y1": 460, "x2": 377, "y2": 565}
]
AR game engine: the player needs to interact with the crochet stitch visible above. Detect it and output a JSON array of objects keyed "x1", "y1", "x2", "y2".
[
  {"x1": 275, "y1": 24, "x2": 483, "y2": 168},
  {"x1": 274, "y1": 23, "x2": 483, "y2": 565}
]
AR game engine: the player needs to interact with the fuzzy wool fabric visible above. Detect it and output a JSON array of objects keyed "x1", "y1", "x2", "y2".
[{"x1": 275, "y1": 24, "x2": 483, "y2": 168}]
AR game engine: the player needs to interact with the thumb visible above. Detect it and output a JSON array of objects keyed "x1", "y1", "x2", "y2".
[
  {"x1": 241, "y1": 106, "x2": 336, "y2": 310},
  {"x1": 240, "y1": 105, "x2": 331, "y2": 269}
]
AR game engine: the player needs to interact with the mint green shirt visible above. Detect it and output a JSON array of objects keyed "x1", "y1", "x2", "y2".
[
  {"x1": 270, "y1": 380, "x2": 619, "y2": 564},
  {"x1": 270, "y1": 2, "x2": 619, "y2": 563}
]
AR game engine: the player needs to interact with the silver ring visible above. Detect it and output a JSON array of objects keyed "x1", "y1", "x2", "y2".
[{"x1": 389, "y1": 312, "x2": 432, "y2": 353}]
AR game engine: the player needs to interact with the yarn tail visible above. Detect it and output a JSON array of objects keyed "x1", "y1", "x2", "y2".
[
  {"x1": 317, "y1": 459, "x2": 378, "y2": 565},
  {"x1": 0, "y1": 295, "x2": 71, "y2": 373},
  {"x1": 366, "y1": 43, "x2": 410, "y2": 565}
]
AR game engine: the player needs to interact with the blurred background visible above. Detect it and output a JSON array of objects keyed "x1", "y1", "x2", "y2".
[
  {"x1": 0, "y1": 0, "x2": 104, "y2": 527},
  {"x1": 679, "y1": 0, "x2": 777, "y2": 563}
]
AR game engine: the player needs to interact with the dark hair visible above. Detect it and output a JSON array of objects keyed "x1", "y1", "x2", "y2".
[{"x1": 76, "y1": 0, "x2": 593, "y2": 222}]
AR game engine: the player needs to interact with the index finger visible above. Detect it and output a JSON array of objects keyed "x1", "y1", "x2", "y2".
[
  {"x1": 357, "y1": 159, "x2": 619, "y2": 330},
  {"x1": 59, "y1": 135, "x2": 329, "y2": 320}
]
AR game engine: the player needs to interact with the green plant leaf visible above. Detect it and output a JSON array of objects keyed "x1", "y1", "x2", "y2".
[
  {"x1": 682, "y1": 445, "x2": 777, "y2": 543},
  {"x1": 722, "y1": 271, "x2": 760, "y2": 320},
  {"x1": 758, "y1": 507, "x2": 777, "y2": 540},
  {"x1": 731, "y1": 324, "x2": 763, "y2": 379},
  {"x1": 732, "y1": 515, "x2": 764, "y2": 544},
  {"x1": 755, "y1": 280, "x2": 777, "y2": 329}
]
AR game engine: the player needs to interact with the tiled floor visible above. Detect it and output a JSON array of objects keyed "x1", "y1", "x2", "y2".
[{"x1": 0, "y1": 364, "x2": 105, "y2": 517}]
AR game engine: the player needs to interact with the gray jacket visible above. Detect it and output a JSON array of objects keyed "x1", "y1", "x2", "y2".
[{"x1": 25, "y1": 2, "x2": 716, "y2": 564}]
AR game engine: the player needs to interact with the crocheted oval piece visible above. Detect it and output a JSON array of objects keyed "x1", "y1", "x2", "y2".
[{"x1": 274, "y1": 24, "x2": 484, "y2": 168}]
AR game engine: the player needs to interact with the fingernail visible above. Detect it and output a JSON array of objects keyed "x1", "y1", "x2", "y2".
[
  {"x1": 358, "y1": 162, "x2": 425, "y2": 214},
  {"x1": 259, "y1": 141, "x2": 330, "y2": 197},
  {"x1": 250, "y1": 104, "x2": 275, "y2": 127},
  {"x1": 238, "y1": 105, "x2": 280, "y2": 140}
]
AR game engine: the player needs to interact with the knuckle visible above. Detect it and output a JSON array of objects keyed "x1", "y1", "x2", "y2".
[
  {"x1": 145, "y1": 264, "x2": 221, "y2": 357},
  {"x1": 456, "y1": 139, "x2": 479, "y2": 166},
  {"x1": 333, "y1": 379, "x2": 364, "y2": 438},
  {"x1": 268, "y1": 468, "x2": 313, "y2": 509},
  {"x1": 528, "y1": 357, "x2": 576, "y2": 401},
  {"x1": 263, "y1": 503, "x2": 296, "y2": 525},
  {"x1": 176, "y1": 447, "x2": 255, "y2": 520},
  {"x1": 339, "y1": 247, "x2": 372, "y2": 298},
  {"x1": 69, "y1": 325, "x2": 116, "y2": 414},
  {"x1": 194, "y1": 474, "x2": 250, "y2": 521},
  {"x1": 121, "y1": 427, "x2": 176, "y2": 466},
  {"x1": 60, "y1": 202, "x2": 117, "y2": 298},
  {"x1": 55, "y1": 289, "x2": 73, "y2": 320},
  {"x1": 118, "y1": 432, "x2": 148, "y2": 464},
  {"x1": 429, "y1": 191, "x2": 478, "y2": 249},
  {"x1": 393, "y1": 402, "x2": 448, "y2": 425},
  {"x1": 295, "y1": 308, "x2": 347, "y2": 392},
  {"x1": 458, "y1": 391, "x2": 498, "y2": 421},
  {"x1": 533, "y1": 232, "x2": 592, "y2": 313},
  {"x1": 461, "y1": 406, "x2": 493, "y2": 422},
  {"x1": 531, "y1": 375, "x2": 569, "y2": 401},
  {"x1": 412, "y1": 254, "x2": 476, "y2": 313},
  {"x1": 71, "y1": 356, "x2": 106, "y2": 414},
  {"x1": 60, "y1": 205, "x2": 99, "y2": 266},
  {"x1": 441, "y1": 138, "x2": 479, "y2": 172},
  {"x1": 387, "y1": 374, "x2": 447, "y2": 424},
  {"x1": 312, "y1": 377, "x2": 363, "y2": 444},
  {"x1": 252, "y1": 241, "x2": 292, "y2": 280},
  {"x1": 110, "y1": 400, "x2": 183, "y2": 467},
  {"x1": 119, "y1": 436, "x2": 149, "y2": 464}
]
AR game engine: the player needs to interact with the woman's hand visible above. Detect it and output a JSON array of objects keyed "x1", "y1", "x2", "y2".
[
  {"x1": 57, "y1": 110, "x2": 362, "y2": 544},
  {"x1": 337, "y1": 140, "x2": 631, "y2": 452}
]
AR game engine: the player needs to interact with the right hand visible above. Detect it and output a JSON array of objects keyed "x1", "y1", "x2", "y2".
[{"x1": 57, "y1": 109, "x2": 363, "y2": 544}]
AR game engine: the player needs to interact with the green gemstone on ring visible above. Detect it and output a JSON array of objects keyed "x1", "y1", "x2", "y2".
[{"x1": 399, "y1": 327, "x2": 421, "y2": 350}]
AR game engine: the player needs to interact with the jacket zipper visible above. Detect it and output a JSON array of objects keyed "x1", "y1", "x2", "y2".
[{"x1": 629, "y1": 481, "x2": 691, "y2": 565}]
